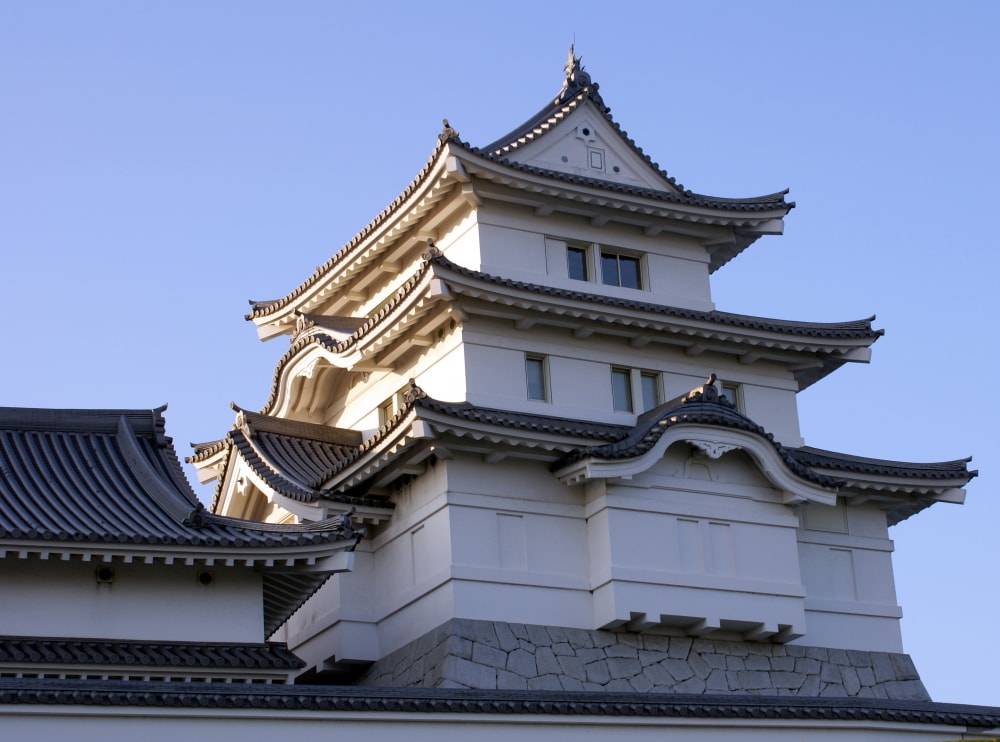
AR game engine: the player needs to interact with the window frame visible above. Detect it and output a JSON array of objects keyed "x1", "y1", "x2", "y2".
[
  {"x1": 525, "y1": 354, "x2": 549, "y2": 402},
  {"x1": 566, "y1": 244, "x2": 589, "y2": 282},
  {"x1": 377, "y1": 387, "x2": 409, "y2": 427},
  {"x1": 721, "y1": 382, "x2": 744, "y2": 413},
  {"x1": 639, "y1": 371, "x2": 662, "y2": 412},
  {"x1": 611, "y1": 367, "x2": 662, "y2": 414},
  {"x1": 611, "y1": 367, "x2": 634, "y2": 413},
  {"x1": 600, "y1": 249, "x2": 643, "y2": 290},
  {"x1": 552, "y1": 237, "x2": 646, "y2": 291}
]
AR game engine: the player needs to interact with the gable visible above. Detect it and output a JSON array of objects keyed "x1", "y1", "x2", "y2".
[{"x1": 499, "y1": 101, "x2": 681, "y2": 193}]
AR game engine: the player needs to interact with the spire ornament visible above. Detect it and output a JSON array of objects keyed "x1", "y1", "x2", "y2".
[
  {"x1": 438, "y1": 119, "x2": 459, "y2": 144},
  {"x1": 556, "y1": 44, "x2": 592, "y2": 104}
]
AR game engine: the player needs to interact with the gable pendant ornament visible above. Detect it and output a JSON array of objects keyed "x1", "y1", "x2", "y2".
[{"x1": 686, "y1": 439, "x2": 741, "y2": 460}]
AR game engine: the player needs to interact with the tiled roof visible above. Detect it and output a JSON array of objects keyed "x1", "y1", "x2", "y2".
[
  {"x1": 789, "y1": 446, "x2": 978, "y2": 482},
  {"x1": 252, "y1": 255, "x2": 879, "y2": 417},
  {"x1": 246, "y1": 57, "x2": 790, "y2": 324},
  {"x1": 3, "y1": 679, "x2": 1000, "y2": 727},
  {"x1": 235, "y1": 409, "x2": 362, "y2": 491},
  {"x1": 415, "y1": 397, "x2": 628, "y2": 443},
  {"x1": 0, "y1": 406, "x2": 363, "y2": 638},
  {"x1": 227, "y1": 427, "x2": 377, "y2": 503},
  {"x1": 195, "y1": 409, "x2": 395, "y2": 511},
  {"x1": 206, "y1": 381, "x2": 971, "y2": 511},
  {"x1": 559, "y1": 388, "x2": 841, "y2": 489},
  {"x1": 467, "y1": 139, "x2": 791, "y2": 214},
  {"x1": 245, "y1": 143, "x2": 451, "y2": 321},
  {"x1": 433, "y1": 255, "x2": 881, "y2": 341},
  {"x1": 0, "y1": 637, "x2": 304, "y2": 671},
  {"x1": 204, "y1": 393, "x2": 630, "y2": 507},
  {"x1": 0, "y1": 406, "x2": 358, "y2": 550},
  {"x1": 477, "y1": 50, "x2": 790, "y2": 213}
]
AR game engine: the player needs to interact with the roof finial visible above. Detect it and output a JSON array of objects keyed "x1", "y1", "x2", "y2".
[
  {"x1": 564, "y1": 44, "x2": 577, "y2": 80},
  {"x1": 438, "y1": 118, "x2": 459, "y2": 144},
  {"x1": 556, "y1": 43, "x2": 591, "y2": 104}
]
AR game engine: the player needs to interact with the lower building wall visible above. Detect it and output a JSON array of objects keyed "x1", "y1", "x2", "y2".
[{"x1": 357, "y1": 618, "x2": 929, "y2": 701}]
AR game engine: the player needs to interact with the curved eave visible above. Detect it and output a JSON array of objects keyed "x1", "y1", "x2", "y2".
[
  {"x1": 412, "y1": 402, "x2": 621, "y2": 460},
  {"x1": 554, "y1": 421, "x2": 837, "y2": 506},
  {"x1": 804, "y1": 467, "x2": 972, "y2": 527},
  {"x1": 247, "y1": 141, "x2": 467, "y2": 334},
  {"x1": 314, "y1": 396, "x2": 628, "y2": 496},
  {"x1": 208, "y1": 429, "x2": 395, "y2": 526},
  {"x1": 230, "y1": 431, "x2": 319, "y2": 502},
  {"x1": 260, "y1": 266, "x2": 455, "y2": 417},
  {"x1": 454, "y1": 146, "x2": 791, "y2": 236},
  {"x1": 785, "y1": 448, "x2": 975, "y2": 526},
  {"x1": 432, "y1": 257, "x2": 880, "y2": 386}
]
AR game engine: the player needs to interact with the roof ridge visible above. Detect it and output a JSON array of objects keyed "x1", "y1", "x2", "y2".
[
  {"x1": 233, "y1": 406, "x2": 362, "y2": 447},
  {"x1": 0, "y1": 406, "x2": 168, "y2": 439}
]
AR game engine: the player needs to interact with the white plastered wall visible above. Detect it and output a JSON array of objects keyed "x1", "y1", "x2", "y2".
[
  {"x1": 795, "y1": 501, "x2": 903, "y2": 652},
  {"x1": 462, "y1": 320, "x2": 804, "y2": 446},
  {"x1": 588, "y1": 446, "x2": 807, "y2": 636},
  {"x1": 0, "y1": 560, "x2": 264, "y2": 643},
  {"x1": 474, "y1": 204, "x2": 717, "y2": 313}
]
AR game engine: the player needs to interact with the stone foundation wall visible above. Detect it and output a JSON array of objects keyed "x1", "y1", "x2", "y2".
[{"x1": 358, "y1": 619, "x2": 929, "y2": 700}]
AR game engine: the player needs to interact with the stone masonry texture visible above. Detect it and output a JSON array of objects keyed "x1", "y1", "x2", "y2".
[{"x1": 358, "y1": 619, "x2": 929, "y2": 700}]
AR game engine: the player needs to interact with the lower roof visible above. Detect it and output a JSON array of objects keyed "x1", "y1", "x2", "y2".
[
  {"x1": 0, "y1": 406, "x2": 359, "y2": 552},
  {"x1": 197, "y1": 383, "x2": 975, "y2": 526},
  {"x1": 0, "y1": 637, "x2": 303, "y2": 672},
  {"x1": 2, "y1": 679, "x2": 999, "y2": 728}
]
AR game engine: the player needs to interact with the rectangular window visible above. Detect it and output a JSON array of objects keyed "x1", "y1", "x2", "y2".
[
  {"x1": 525, "y1": 355, "x2": 548, "y2": 401},
  {"x1": 553, "y1": 237, "x2": 646, "y2": 291},
  {"x1": 567, "y1": 246, "x2": 588, "y2": 281},
  {"x1": 721, "y1": 382, "x2": 743, "y2": 412},
  {"x1": 612, "y1": 368, "x2": 661, "y2": 414},
  {"x1": 640, "y1": 372, "x2": 661, "y2": 412},
  {"x1": 601, "y1": 251, "x2": 641, "y2": 289},
  {"x1": 611, "y1": 367, "x2": 633, "y2": 412},
  {"x1": 377, "y1": 386, "x2": 409, "y2": 427},
  {"x1": 377, "y1": 397, "x2": 395, "y2": 427}
]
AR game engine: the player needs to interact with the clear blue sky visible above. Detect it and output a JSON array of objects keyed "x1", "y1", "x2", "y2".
[{"x1": 2, "y1": 1, "x2": 997, "y2": 705}]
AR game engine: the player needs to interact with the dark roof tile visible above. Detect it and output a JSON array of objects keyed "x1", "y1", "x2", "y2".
[
  {"x1": 559, "y1": 389, "x2": 841, "y2": 489},
  {"x1": 0, "y1": 637, "x2": 304, "y2": 671},
  {"x1": 789, "y1": 446, "x2": 977, "y2": 482},
  {"x1": 0, "y1": 406, "x2": 359, "y2": 550},
  {"x1": 477, "y1": 51, "x2": 789, "y2": 212},
  {"x1": 432, "y1": 255, "x2": 881, "y2": 341},
  {"x1": 246, "y1": 58, "x2": 791, "y2": 323},
  {"x1": 3, "y1": 679, "x2": 1000, "y2": 727}
]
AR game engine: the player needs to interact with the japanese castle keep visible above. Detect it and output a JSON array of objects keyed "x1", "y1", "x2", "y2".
[
  {"x1": 2, "y1": 49, "x2": 991, "y2": 738},
  {"x1": 188, "y1": 48, "x2": 976, "y2": 694}
]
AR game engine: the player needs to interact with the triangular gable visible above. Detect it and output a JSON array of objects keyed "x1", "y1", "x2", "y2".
[{"x1": 495, "y1": 100, "x2": 681, "y2": 193}]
